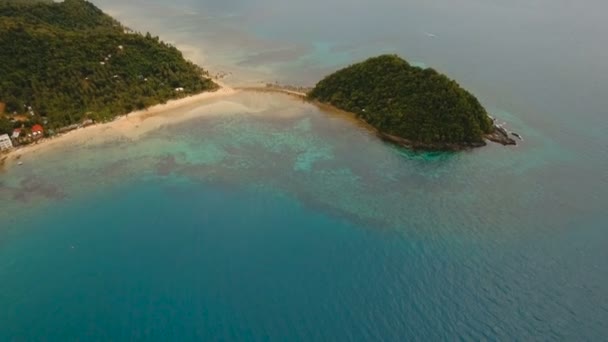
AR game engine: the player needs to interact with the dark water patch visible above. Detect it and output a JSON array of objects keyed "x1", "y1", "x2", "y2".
[
  {"x1": 238, "y1": 45, "x2": 311, "y2": 67},
  {"x1": 155, "y1": 155, "x2": 179, "y2": 176},
  {"x1": 83, "y1": 136, "x2": 131, "y2": 151},
  {"x1": 12, "y1": 176, "x2": 66, "y2": 203},
  {"x1": 285, "y1": 181, "x2": 395, "y2": 231},
  {"x1": 96, "y1": 158, "x2": 136, "y2": 179}
]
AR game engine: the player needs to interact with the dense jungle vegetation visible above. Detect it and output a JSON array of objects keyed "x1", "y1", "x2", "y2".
[
  {"x1": 309, "y1": 55, "x2": 494, "y2": 147},
  {"x1": 0, "y1": 0, "x2": 217, "y2": 134}
]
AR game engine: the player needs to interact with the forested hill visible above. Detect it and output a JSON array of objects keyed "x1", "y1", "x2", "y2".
[
  {"x1": 0, "y1": 0, "x2": 217, "y2": 132},
  {"x1": 308, "y1": 55, "x2": 495, "y2": 149}
]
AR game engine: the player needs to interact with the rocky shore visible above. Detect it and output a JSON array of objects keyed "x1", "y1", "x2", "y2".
[
  {"x1": 485, "y1": 125, "x2": 517, "y2": 146},
  {"x1": 377, "y1": 123, "x2": 517, "y2": 151},
  {"x1": 376, "y1": 132, "x2": 486, "y2": 151}
]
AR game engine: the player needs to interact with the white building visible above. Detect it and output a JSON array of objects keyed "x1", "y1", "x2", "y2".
[{"x1": 0, "y1": 134, "x2": 13, "y2": 151}]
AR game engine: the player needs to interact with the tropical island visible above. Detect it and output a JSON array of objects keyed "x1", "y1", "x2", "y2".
[
  {"x1": 0, "y1": 0, "x2": 217, "y2": 141},
  {"x1": 308, "y1": 55, "x2": 515, "y2": 150},
  {"x1": 0, "y1": 0, "x2": 516, "y2": 159}
]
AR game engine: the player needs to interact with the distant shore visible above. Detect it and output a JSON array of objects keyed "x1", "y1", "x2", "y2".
[{"x1": 1, "y1": 84, "x2": 236, "y2": 170}]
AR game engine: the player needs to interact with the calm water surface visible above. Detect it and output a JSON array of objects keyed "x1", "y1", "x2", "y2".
[{"x1": 1, "y1": 0, "x2": 607, "y2": 340}]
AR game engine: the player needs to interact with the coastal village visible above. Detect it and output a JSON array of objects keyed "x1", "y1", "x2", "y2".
[{"x1": 0, "y1": 100, "x2": 96, "y2": 156}]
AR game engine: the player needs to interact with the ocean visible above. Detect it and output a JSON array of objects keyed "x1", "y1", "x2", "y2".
[{"x1": 1, "y1": 0, "x2": 607, "y2": 340}]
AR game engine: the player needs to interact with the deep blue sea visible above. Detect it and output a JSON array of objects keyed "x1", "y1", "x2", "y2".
[{"x1": 1, "y1": 0, "x2": 607, "y2": 340}]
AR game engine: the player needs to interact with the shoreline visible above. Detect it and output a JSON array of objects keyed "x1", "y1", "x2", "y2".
[
  {"x1": 1, "y1": 83, "x2": 518, "y2": 171},
  {"x1": 1, "y1": 84, "x2": 237, "y2": 170}
]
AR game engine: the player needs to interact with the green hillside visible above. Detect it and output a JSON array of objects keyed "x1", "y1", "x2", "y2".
[
  {"x1": 0, "y1": 0, "x2": 217, "y2": 133},
  {"x1": 308, "y1": 55, "x2": 495, "y2": 149}
]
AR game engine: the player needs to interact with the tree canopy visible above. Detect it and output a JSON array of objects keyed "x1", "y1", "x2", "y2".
[
  {"x1": 0, "y1": 0, "x2": 217, "y2": 130},
  {"x1": 308, "y1": 55, "x2": 494, "y2": 147}
]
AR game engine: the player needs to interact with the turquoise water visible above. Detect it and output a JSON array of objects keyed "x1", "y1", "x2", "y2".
[
  {"x1": 2, "y1": 0, "x2": 608, "y2": 339},
  {"x1": 1, "y1": 94, "x2": 606, "y2": 339},
  {"x1": 4, "y1": 176, "x2": 604, "y2": 340}
]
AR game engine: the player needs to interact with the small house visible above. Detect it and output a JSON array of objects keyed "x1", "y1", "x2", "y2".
[
  {"x1": 12, "y1": 128, "x2": 21, "y2": 139},
  {"x1": 0, "y1": 134, "x2": 13, "y2": 151},
  {"x1": 31, "y1": 124, "x2": 44, "y2": 138}
]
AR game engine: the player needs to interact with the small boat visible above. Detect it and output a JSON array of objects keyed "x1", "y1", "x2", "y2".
[{"x1": 17, "y1": 161, "x2": 23, "y2": 166}]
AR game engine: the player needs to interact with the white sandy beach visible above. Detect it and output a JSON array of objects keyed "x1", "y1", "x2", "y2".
[{"x1": 1, "y1": 84, "x2": 237, "y2": 169}]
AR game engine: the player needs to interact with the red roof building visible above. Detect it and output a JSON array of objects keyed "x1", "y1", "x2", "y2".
[{"x1": 32, "y1": 124, "x2": 44, "y2": 137}]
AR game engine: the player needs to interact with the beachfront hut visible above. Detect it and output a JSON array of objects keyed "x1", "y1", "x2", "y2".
[
  {"x1": 0, "y1": 134, "x2": 13, "y2": 151},
  {"x1": 32, "y1": 124, "x2": 44, "y2": 138}
]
